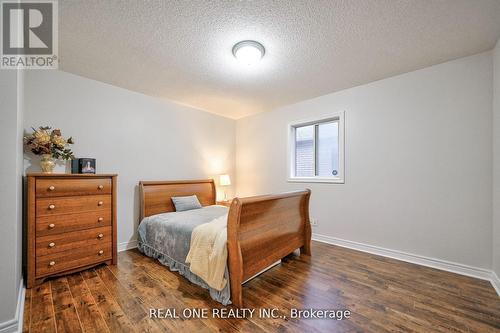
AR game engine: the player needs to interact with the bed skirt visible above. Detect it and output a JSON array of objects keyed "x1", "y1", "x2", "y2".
[{"x1": 137, "y1": 242, "x2": 232, "y2": 305}]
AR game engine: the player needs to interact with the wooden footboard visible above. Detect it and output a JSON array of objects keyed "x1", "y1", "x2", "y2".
[{"x1": 227, "y1": 190, "x2": 312, "y2": 308}]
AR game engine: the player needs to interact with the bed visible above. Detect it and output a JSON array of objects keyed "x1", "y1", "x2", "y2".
[{"x1": 138, "y1": 179, "x2": 311, "y2": 307}]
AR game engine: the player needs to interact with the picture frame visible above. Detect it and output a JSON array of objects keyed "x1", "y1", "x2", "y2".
[{"x1": 71, "y1": 158, "x2": 96, "y2": 174}]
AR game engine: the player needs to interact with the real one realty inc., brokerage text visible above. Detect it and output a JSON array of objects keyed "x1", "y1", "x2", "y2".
[{"x1": 149, "y1": 308, "x2": 352, "y2": 320}]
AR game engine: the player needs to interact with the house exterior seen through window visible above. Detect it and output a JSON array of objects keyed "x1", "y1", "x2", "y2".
[{"x1": 289, "y1": 112, "x2": 344, "y2": 183}]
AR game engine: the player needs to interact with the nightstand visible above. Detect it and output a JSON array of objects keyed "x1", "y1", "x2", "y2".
[{"x1": 217, "y1": 200, "x2": 232, "y2": 207}]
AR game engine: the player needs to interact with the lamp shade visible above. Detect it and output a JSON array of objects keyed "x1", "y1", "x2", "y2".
[{"x1": 219, "y1": 174, "x2": 231, "y2": 186}]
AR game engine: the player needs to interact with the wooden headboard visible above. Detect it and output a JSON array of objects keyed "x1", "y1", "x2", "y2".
[{"x1": 139, "y1": 179, "x2": 216, "y2": 220}]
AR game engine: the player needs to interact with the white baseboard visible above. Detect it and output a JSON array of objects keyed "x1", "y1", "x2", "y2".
[
  {"x1": 0, "y1": 279, "x2": 25, "y2": 333},
  {"x1": 118, "y1": 239, "x2": 138, "y2": 252},
  {"x1": 491, "y1": 271, "x2": 500, "y2": 296},
  {"x1": 312, "y1": 233, "x2": 500, "y2": 296}
]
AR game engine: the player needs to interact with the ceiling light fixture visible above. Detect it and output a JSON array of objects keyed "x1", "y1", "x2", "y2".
[{"x1": 232, "y1": 40, "x2": 265, "y2": 65}]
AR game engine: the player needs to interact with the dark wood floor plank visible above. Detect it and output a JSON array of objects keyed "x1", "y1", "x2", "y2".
[
  {"x1": 24, "y1": 241, "x2": 500, "y2": 333},
  {"x1": 66, "y1": 273, "x2": 110, "y2": 333},
  {"x1": 30, "y1": 282, "x2": 57, "y2": 333},
  {"x1": 121, "y1": 250, "x2": 265, "y2": 333},
  {"x1": 104, "y1": 263, "x2": 181, "y2": 333},
  {"x1": 95, "y1": 265, "x2": 168, "y2": 333},
  {"x1": 110, "y1": 254, "x2": 215, "y2": 333},
  {"x1": 81, "y1": 269, "x2": 138, "y2": 332},
  {"x1": 51, "y1": 278, "x2": 84, "y2": 333}
]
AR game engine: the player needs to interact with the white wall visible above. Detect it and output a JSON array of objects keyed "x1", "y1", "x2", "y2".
[
  {"x1": 23, "y1": 70, "x2": 235, "y2": 248},
  {"x1": 493, "y1": 39, "x2": 500, "y2": 278},
  {"x1": 236, "y1": 52, "x2": 493, "y2": 269},
  {"x1": 0, "y1": 69, "x2": 24, "y2": 326}
]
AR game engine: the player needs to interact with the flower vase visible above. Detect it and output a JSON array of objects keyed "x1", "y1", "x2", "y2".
[{"x1": 40, "y1": 154, "x2": 55, "y2": 173}]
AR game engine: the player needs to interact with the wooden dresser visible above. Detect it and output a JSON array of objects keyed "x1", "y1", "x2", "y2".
[{"x1": 26, "y1": 173, "x2": 117, "y2": 288}]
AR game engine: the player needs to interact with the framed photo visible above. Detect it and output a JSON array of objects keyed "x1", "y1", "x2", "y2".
[{"x1": 72, "y1": 158, "x2": 96, "y2": 174}]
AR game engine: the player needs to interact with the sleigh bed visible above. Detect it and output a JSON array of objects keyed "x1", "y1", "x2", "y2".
[{"x1": 138, "y1": 179, "x2": 311, "y2": 307}]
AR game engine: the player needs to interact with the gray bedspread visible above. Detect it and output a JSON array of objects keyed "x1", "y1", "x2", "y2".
[{"x1": 137, "y1": 205, "x2": 231, "y2": 305}]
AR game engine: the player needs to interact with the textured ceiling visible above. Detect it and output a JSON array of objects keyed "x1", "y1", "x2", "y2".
[{"x1": 59, "y1": 0, "x2": 500, "y2": 119}]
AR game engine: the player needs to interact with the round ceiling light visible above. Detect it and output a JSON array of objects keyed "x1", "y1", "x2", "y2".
[{"x1": 232, "y1": 40, "x2": 265, "y2": 65}]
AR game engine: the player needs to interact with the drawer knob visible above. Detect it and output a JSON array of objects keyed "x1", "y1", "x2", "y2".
[
  {"x1": 98, "y1": 217, "x2": 104, "y2": 222},
  {"x1": 48, "y1": 186, "x2": 55, "y2": 191},
  {"x1": 48, "y1": 204, "x2": 56, "y2": 210},
  {"x1": 98, "y1": 201, "x2": 103, "y2": 206},
  {"x1": 98, "y1": 185, "x2": 104, "y2": 190},
  {"x1": 98, "y1": 233, "x2": 104, "y2": 239},
  {"x1": 48, "y1": 223, "x2": 55, "y2": 229},
  {"x1": 48, "y1": 242, "x2": 55, "y2": 248},
  {"x1": 98, "y1": 250, "x2": 104, "y2": 255},
  {"x1": 49, "y1": 261, "x2": 55, "y2": 266}
]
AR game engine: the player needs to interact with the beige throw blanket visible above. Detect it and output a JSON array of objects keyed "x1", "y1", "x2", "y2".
[{"x1": 185, "y1": 214, "x2": 228, "y2": 291}]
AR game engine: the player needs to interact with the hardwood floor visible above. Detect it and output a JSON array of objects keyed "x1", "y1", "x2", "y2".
[{"x1": 23, "y1": 241, "x2": 500, "y2": 333}]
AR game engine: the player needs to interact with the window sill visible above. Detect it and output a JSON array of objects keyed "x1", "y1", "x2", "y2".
[{"x1": 287, "y1": 177, "x2": 344, "y2": 184}]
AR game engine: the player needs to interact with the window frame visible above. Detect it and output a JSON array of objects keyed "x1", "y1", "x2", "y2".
[{"x1": 287, "y1": 111, "x2": 345, "y2": 184}]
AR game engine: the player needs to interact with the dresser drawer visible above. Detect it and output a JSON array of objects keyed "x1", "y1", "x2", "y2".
[
  {"x1": 36, "y1": 178, "x2": 111, "y2": 197},
  {"x1": 36, "y1": 226, "x2": 111, "y2": 256},
  {"x1": 36, "y1": 194, "x2": 111, "y2": 217},
  {"x1": 36, "y1": 243, "x2": 112, "y2": 277},
  {"x1": 36, "y1": 210, "x2": 111, "y2": 236}
]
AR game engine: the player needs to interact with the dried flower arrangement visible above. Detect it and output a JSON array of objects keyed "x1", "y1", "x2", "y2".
[
  {"x1": 24, "y1": 126, "x2": 75, "y2": 160},
  {"x1": 24, "y1": 126, "x2": 75, "y2": 173}
]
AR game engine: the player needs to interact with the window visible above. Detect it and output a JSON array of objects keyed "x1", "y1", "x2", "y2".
[{"x1": 288, "y1": 112, "x2": 344, "y2": 183}]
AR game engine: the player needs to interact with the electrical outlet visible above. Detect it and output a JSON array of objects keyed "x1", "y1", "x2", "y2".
[{"x1": 310, "y1": 218, "x2": 318, "y2": 227}]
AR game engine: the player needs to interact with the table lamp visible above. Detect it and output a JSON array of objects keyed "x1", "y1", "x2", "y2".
[{"x1": 219, "y1": 174, "x2": 231, "y2": 201}]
